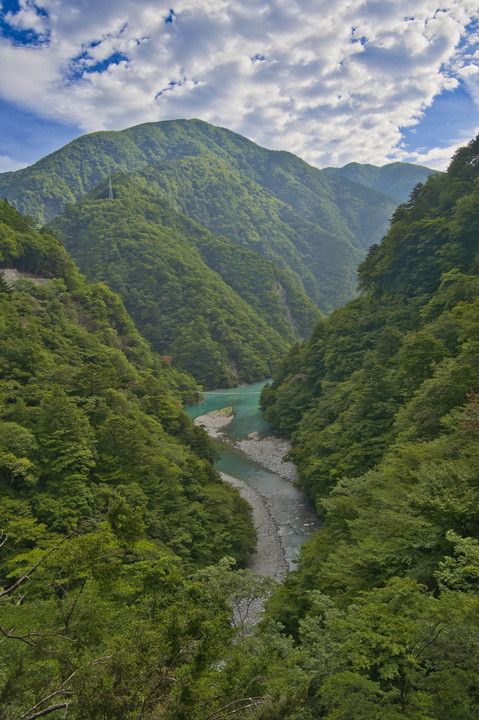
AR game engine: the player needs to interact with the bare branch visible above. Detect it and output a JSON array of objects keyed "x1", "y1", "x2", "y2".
[
  {"x1": 16, "y1": 670, "x2": 78, "y2": 720},
  {"x1": 20, "y1": 702, "x2": 70, "y2": 720},
  {"x1": 0, "y1": 530, "x2": 78, "y2": 600},
  {"x1": 205, "y1": 697, "x2": 266, "y2": 720},
  {"x1": 16, "y1": 656, "x2": 111, "y2": 720},
  {"x1": 0, "y1": 622, "x2": 75, "y2": 651},
  {"x1": 0, "y1": 623, "x2": 43, "y2": 649},
  {"x1": 0, "y1": 624, "x2": 71, "y2": 652},
  {"x1": 63, "y1": 578, "x2": 87, "y2": 630}
]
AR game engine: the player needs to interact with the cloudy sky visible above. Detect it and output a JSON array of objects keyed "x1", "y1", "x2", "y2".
[{"x1": 1, "y1": 0, "x2": 479, "y2": 173}]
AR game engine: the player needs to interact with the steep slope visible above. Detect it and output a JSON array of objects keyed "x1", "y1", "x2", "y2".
[
  {"x1": 50, "y1": 177, "x2": 321, "y2": 387},
  {"x1": 255, "y1": 134, "x2": 479, "y2": 718},
  {"x1": 134, "y1": 157, "x2": 361, "y2": 309},
  {"x1": 324, "y1": 160, "x2": 436, "y2": 202},
  {"x1": 0, "y1": 198, "x2": 266, "y2": 719},
  {"x1": 0, "y1": 197, "x2": 256, "y2": 565},
  {"x1": 262, "y1": 134, "x2": 479, "y2": 500},
  {"x1": 0, "y1": 119, "x2": 400, "y2": 309}
]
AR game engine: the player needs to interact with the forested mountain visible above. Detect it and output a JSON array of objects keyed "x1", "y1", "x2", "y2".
[
  {"x1": 0, "y1": 118, "x2": 406, "y2": 310},
  {"x1": 3, "y1": 114, "x2": 477, "y2": 719},
  {"x1": 324, "y1": 160, "x2": 436, "y2": 202},
  {"x1": 0, "y1": 197, "x2": 258, "y2": 564},
  {"x1": 132, "y1": 156, "x2": 359, "y2": 309},
  {"x1": 49, "y1": 176, "x2": 321, "y2": 388},
  {"x1": 0, "y1": 199, "x2": 271, "y2": 718},
  {"x1": 257, "y1": 134, "x2": 479, "y2": 716}
]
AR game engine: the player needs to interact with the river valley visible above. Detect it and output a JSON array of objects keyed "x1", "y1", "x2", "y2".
[{"x1": 186, "y1": 381, "x2": 319, "y2": 581}]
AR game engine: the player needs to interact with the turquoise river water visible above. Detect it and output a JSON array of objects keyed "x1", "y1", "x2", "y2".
[{"x1": 186, "y1": 380, "x2": 319, "y2": 569}]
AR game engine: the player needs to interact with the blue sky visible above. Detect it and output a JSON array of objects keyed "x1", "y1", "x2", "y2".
[
  {"x1": 0, "y1": 0, "x2": 478, "y2": 173},
  {"x1": 400, "y1": 81, "x2": 478, "y2": 160}
]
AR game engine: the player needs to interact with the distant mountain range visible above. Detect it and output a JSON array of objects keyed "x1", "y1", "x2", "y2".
[
  {"x1": 0, "y1": 119, "x2": 435, "y2": 384},
  {"x1": 324, "y1": 161, "x2": 436, "y2": 202},
  {"x1": 0, "y1": 120, "x2": 434, "y2": 309}
]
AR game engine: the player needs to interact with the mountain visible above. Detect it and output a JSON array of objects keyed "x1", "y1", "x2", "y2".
[
  {"x1": 3, "y1": 131, "x2": 479, "y2": 720},
  {"x1": 0, "y1": 198, "x2": 269, "y2": 717},
  {"x1": 262, "y1": 135, "x2": 479, "y2": 501},
  {"x1": 0, "y1": 197, "x2": 257, "y2": 567},
  {"x1": 258, "y1": 136, "x2": 479, "y2": 717},
  {"x1": 49, "y1": 176, "x2": 321, "y2": 388},
  {"x1": 0, "y1": 119, "x2": 409, "y2": 311},
  {"x1": 324, "y1": 160, "x2": 436, "y2": 202}
]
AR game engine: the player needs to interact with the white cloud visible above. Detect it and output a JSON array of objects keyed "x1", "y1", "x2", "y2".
[
  {"x1": 0, "y1": 0, "x2": 479, "y2": 168},
  {"x1": 397, "y1": 127, "x2": 479, "y2": 169},
  {"x1": 0, "y1": 154, "x2": 28, "y2": 172}
]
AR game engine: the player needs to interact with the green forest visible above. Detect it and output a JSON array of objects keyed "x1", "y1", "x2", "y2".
[
  {"x1": 49, "y1": 176, "x2": 321, "y2": 388},
  {"x1": 0, "y1": 118, "x2": 430, "y2": 312},
  {"x1": 0, "y1": 200, "x2": 264, "y2": 718},
  {"x1": 1, "y1": 127, "x2": 478, "y2": 719},
  {"x1": 259, "y1": 134, "x2": 479, "y2": 717}
]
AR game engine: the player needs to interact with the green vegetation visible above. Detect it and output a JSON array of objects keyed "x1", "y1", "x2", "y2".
[
  {"x1": 2, "y1": 126, "x2": 477, "y2": 720},
  {"x1": 257, "y1": 134, "x2": 479, "y2": 716},
  {"x1": 0, "y1": 118, "x2": 405, "y2": 310},
  {"x1": 0, "y1": 200, "x2": 277, "y2": 718},
  {"x1": 0, "y1": 198, "x2": 258, "y2": 564},
  {"x1": 134, "y1": 154, "x2": 363, "y2": 310},
  {"x1": 50, "y1": 177, "x2": 320, "y2": 388},
  {"x1": 324, "y1": 160, "x2": 436, "y2": 202}
]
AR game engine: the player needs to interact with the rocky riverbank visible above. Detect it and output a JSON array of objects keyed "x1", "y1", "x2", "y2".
[
  {"x1": 193, "y1": 409, "x2": 296, "y2": 483},
  {"x1": 237, "y1": 432, "x2": 297, "y2": 482},
  {"x1": 220, "y1": 472, "x2": 287, "y2": 581},
  {"x1": 193, "y1": 405, "x2": 317, "y2": 626},
  {"x1": 193, "y1": 406, "x2": 301, "y2": 580}
]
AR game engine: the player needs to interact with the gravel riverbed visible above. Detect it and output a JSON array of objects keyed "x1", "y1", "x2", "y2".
[
  {"x1": 219, "y1": 472, "x2": 288, "y2": 581},
  {"x1": 193, "y1": 407, "x2": 298, "y2": 580},
  {"x1": 193, "y1": 406, "x2": 316, "y2": 627}
]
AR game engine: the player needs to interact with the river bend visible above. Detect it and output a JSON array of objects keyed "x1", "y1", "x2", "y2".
[{"x1": 186, "y1": 381, "x2": 319, "y2": 578}]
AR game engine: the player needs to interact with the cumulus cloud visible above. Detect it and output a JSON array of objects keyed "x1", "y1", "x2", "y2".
[
  {"x1": 0, "y1": 0, "x2": 479, "y2": 168},
  {"x1": 0, "y1": 154, "x2": 27, "y2": 171}
]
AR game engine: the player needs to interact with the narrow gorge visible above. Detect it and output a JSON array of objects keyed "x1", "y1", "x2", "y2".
[{"x1": 186, "y1": 381, "x2": 319, "y2": 583}]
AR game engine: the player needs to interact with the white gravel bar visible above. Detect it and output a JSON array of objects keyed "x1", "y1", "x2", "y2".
[
  {"x1": 193, "y1": 407, "x2": 235, "y2": 438},
  {"x1": 237, "y1": 432, "x2": 297, "y2": 482},
  {"x1": 220, "y1": 472, "x2": 288, "y2": 581},
  {"x1": 193, "y1": 407, "x2": 295, "y2": 582}
]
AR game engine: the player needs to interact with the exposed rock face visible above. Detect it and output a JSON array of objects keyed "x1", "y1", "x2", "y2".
[
  {"x1": 1, "y1": 268, "x2": 51, "y2": 286},
  {"x1": 274, "y1": 282, "x2": 300, "y2": 338}
]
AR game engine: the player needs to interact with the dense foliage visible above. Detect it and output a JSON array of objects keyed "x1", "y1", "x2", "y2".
[
  {"x1": 2, "y1": 128, "x2": 476, "y2": 720},
  {"x1": 0, "y1": 201, "x2": 287, "y2": 719},
  {"x1": 257, "y1": 134, "x2": 479, "y2": 717},
  {"x1": 50, "y1": 177, "x2": 320, "y2": 388},
  {"x1": 0, "y1": 199, "x2": 258, "y2": 562},
  {"x1": 0, "y1": 118, "x2": 405, "y2": 310},
  {"x1": 134, "y1": 155, "x2": 362, "y2": 310}
]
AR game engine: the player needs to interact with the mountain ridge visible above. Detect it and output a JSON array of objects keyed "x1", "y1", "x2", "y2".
[
  {"x1": 0, "y1": 118, "x2": 417, "y2": 311},
  {"x1": 50, "y1": 175, "x2": 322, "y2": 387},
  {"x1": 323, "y1": 159, "x2": 436, "y2": 202}
]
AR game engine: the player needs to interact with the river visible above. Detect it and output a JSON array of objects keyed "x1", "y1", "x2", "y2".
[{"x1": 186, "y1": 380, "x2": 319, "y2": 577}]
